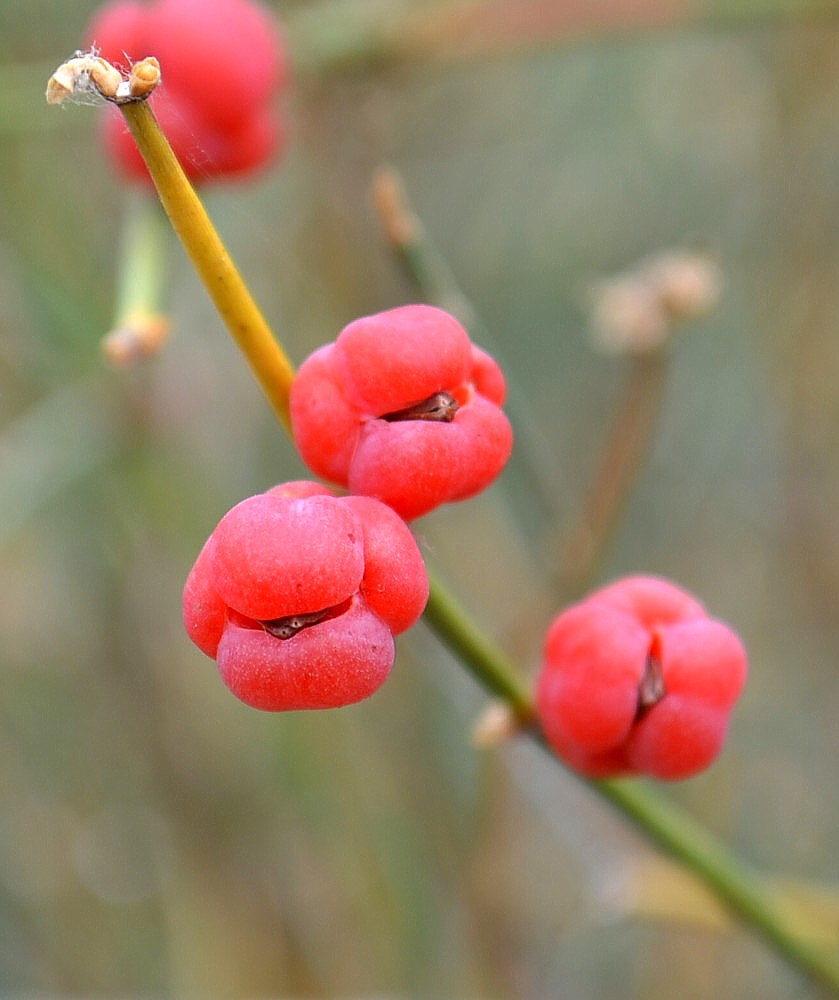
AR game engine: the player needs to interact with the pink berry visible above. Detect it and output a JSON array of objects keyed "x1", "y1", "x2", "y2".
[
  {"x1": 182, "y1": 481, "x2": 429, "y2": 710},
  {"x1": 86, "y1": 0, "x2": 290, "y2": 183},
  {"x1": 290, "y1": 305, "x2": 514, "y2": 520},
  {"x1": 535, "y1": 576, "x2": 748, "y2": 780}
]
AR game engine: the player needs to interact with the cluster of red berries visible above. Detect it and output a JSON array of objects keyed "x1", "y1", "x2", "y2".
[
  {"x1": 180, "y1": 298, "x2": 746, "y2": 782},
  {"x1": 178, "y1": 298, "x2": 748, "y2": 777},
  {"x1": 86, "y1": 0, "x2": 289, "y2": 183},
  {"x1": 183, "y1": 305, "x2": 512, "y2": 709}
]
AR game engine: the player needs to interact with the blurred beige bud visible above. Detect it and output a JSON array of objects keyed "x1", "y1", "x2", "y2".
[
  {"x1": 590, "y1": 276, "x2": 669, "y2": 355},
  {"x1": 101, "y1": 314, "x2": 171, "y2": 367},
  {"x1": 371, "y1": 166, "x2": 422, "y2": 248},
  {"x1": 590, "y1": 250, "x2": 722, "y2": 355},
  {"x1": 646, "y1": 251, "x2": 722, "y2": 324},
  {"x1": 471, "y1": 701, "x2": 522, "y2": 748}
]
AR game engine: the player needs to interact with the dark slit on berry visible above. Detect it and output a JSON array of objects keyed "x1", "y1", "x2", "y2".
[
  {"x1": 381, "y1": 391, "x2": 459, "y2": 423},
  {"x1": 261, "y1": 598, "x2": 351, "y2": 640},
  {"x1": 636, "y1": 650, "x2": 666, "y2": 717}
]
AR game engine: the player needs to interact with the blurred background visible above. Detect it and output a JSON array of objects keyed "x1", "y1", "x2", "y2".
[{"x1": 2, "y1": 0, "x2": 839, "y2": 996}]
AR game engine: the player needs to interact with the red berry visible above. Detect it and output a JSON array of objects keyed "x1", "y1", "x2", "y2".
[
  {"x1": 182, "y1": 481, "x2": 429, "y2": 710},
  {"x1": 290, "y1": 305, "x2": 514, "y2": 519},
  {"x1": 535, "y1": 576, "x2": 747, "y2": 780},
  {"x1": 86, "y1": 0, "x2": 290, "y2": 183}
]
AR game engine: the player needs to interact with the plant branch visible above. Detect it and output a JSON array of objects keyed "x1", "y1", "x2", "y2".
[
  {"x1": 371, "y1": 165, "x2": 562, "y2": 524},
  {"x1": 118, "y1": 100, "x2": 295, "y2": 431},
  {"x1": 48, "y1": 63, "x2": 839, "y2": 994},
  {"x1": 287, "y1": 0, "x2": 839, "y2": 77},
  {"x1": 422, "y1": 569, "x2": 534, "y2": 719},
  {"x1": 556, "y1": 350, "x2": 670, "y2": 599},
  {"x1": 101, "y1": 191, "x2": 171, "y2": 365},
  {"x1": 596, "y1": 779, "x2": 839, "y2": 993}
]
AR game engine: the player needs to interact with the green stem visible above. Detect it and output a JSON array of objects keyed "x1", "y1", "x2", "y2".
[
  {"x1": 423, "y1": 570, "x2": 533, "y2": 718},
  {"x1": 100, "y1": 191, "x2": 172, "y2": 363},
  {"x1": 371, "y1": 166, "x2": 562, "y2": 523},
  {"x1": 596, "y1": 779, "x2": 839, "y2": 993}
]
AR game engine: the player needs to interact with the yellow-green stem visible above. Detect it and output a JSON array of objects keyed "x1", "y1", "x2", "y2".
[{"x1": 118, "y1": 100, "x2": 295, "y2": 431}]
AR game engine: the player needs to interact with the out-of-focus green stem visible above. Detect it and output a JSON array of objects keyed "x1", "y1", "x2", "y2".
[
  {"x1": 101, "y1": 191, "x2": 172, "y2": 365},
  {"x1": 556, "y1": 350, "x2": 670, "y2": 600},
  {"x1": 112, "y1": 192, "x2": 170, "y2": 328},
  {"x1": 118, "y1": 100, "x2": 295, "y2": 431},
  {"x1": 596, "y1": 779, "x2": 839, "y2": 993},
  {"x1": 371, "y1": 165, "x2": 562, "y2": 521}
]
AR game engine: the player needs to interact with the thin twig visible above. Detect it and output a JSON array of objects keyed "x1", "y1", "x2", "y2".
[{"x1": 119, "y1": 100, "x2": 295, "y2": 431}]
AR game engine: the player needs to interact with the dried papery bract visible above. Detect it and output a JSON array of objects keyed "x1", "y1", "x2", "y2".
[
  {"x1": 128, "y1": 57, "x2": 161, "y2": 99},
  {"x1": 45, "y1": 51, "x2": 160, "y2": 106},
  {"x1": 46, "y1": 53, "x2": 122, "y2": 104}
]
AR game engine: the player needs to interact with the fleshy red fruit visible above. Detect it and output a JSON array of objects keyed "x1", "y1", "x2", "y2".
[
  {"x1": 183, "y1": 481, "x2": 429, "y2": 710},
  {"x1": 535, "y1": 576, "x2": 748, "y2": 780},
  {"x1": 289, "y1": 304, "x2": 514, "y2": 520},
  {"x1": 86, "y1": 0, "x2": 290, "y2": 183}
]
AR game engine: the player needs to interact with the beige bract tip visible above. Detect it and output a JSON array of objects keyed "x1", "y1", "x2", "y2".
[
  {"x1": 128, "y1": 57, "x2": 161, "y2": 99},
  {"x1": 46, "y1": 51, "x2": 161, "y2": 106},
  {"x1": 101, "y1": 313, "x2": 171, "y2": 367},
  {"x1": 590, "y1": 251, "x2": 722, "y2": 356},
  {"x1": 371, "y1": 166, "x2": 422, "y2": 248},
  {"x1": 471, "y1": 701, "x2": 523, "y2": 748},
  {"x1": 46, "y1": 53, "x2": 120, "y2": 104}
]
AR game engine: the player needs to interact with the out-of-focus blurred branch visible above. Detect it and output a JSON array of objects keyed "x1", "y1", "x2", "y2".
[
  {"x1": 288, "y1": 0, "x2": 839, "y2": 76},
  {"x1": 554, "y1": 351, "x2": 671, "y2": 599},
  {"x1": 5, "y1": 0, "x2": 839, "y2": 135},
  {"x1": 554, "y1": 250, "x2": 722, "y2": 599},
  {"x1": 100, "y1": 192, "x2": 172, "y2": 367},
  {"x1": 371, "y1": 165, "x2": 563, "y2": 523}
]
